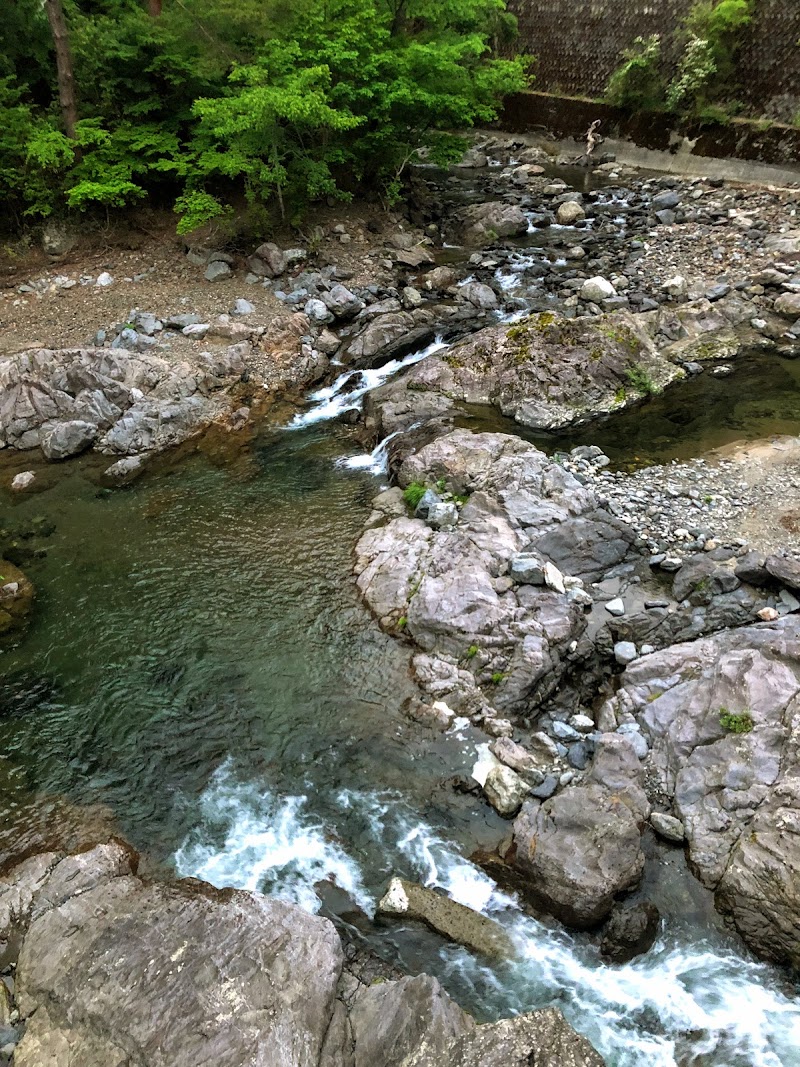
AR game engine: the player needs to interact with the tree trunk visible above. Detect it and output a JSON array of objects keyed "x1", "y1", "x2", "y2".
[
  {"x1": 45, "y1": 0, "x2": 78, "y2": 139},
  {"x1": 148, "y1": 0, "x2": 163, "y2": 16}
]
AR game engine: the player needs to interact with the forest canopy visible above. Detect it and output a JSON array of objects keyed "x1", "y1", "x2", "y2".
[{"x1": 0, "y1": 0, "x2": 529, "y2": 231}]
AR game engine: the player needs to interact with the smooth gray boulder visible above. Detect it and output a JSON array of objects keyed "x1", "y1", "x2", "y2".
[
  {"x1": 204, "y1": 259, "x2": 232, "y2": 282},
  {"x1": 461, "y1": 202, "x2": 529, "y2": 244},
  {"x1": 600, "y1": 616, "x2": 800, "y2": 967},
  {"x1": 254, "y1": 241, "x2": 287, "y2": 277},
  {"x1": 513, "y1": 786, "x2": 645, "y2": 928}
]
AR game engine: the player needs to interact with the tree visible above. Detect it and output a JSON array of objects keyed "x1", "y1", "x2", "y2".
[{"x1": 44, "y1": 0, "x2": 78, "y2": 139}]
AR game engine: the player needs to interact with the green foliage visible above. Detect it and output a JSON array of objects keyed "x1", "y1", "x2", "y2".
[
  {"x1": 397, "y1": 615, "x2": 408, "y2": 629},
  {"x1": 719, "y1": 708, "x2": 754, "y2": 734},
  {"x1": 490, "y1": 671, "x2": 505, "y2": 684},
  {"x1": 403, "y1": 482, "x2": 428, "y2": 509},
  {"x1": 466, "y1": 644, "x2": 479, "y2": 659},
  {"x1": 605, "y1": 35, "x2": 665, "y2": 111},
  {"x1": 0, "y1": 0, "x2": 529, "y2": 229},
  {"x1": 606, "y1": 1, "x2": 753, "y2": 119},
  {"x1": 625, "y1": 365, "x2": 660, "y2": 396}
]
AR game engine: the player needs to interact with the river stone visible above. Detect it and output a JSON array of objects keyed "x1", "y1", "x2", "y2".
[
  {"x1": 203, "y1": 260, "x2": 232, "y2": 282},
  {"x1": 461, "y1": 282, "x2": 498, "y2": 310},
  {"x1": 305, "y1": 298, "x2": 335, "y2": 325},
  {"x1": 774, "y1": 292, "x2": 800, "y2": 318},
  {"x1": 600, "y1": 902, "x2": 661, "y2": 964},
  {"x1": 587, "y1": 734, "x2": 650, "y2": 825},
  {"x1": 350, "y1": 974, "x2": 474, "y2": 1067},
  {"x1": 513, "y1": 786, "x2": 645, "y2": 928},
  {"x1": 254, "y1": 241, "x2": 287, "y2": 277},
  {"x1": 765, "y1": 553, "x2": 800, "y2": 589},
  {"x1": 580, "y1": 277, "x2": 616, "y2": 303},
  {"x1": 603, "y1": 616, "x2": 800, "y2": 967},
  {"x1": 426, "y1": 501, "x2": 459, "y2": 529},
  {"x1": 491, "y1": 737, "x2": 538, "y2": 774},
  {"x1": 424, "y1": 266, "x2": 458, "y2": 291},
  {"x1": 484, "y1": 764, "x2": 530, "y2": 816},
  {"x1": 650, "y1": 812, "x2": 685, "y2": 843},
  {"x1": 11, "y1": 471, "x2": 35, "y2": 490},
  {"x1": 509, "y1": 554, "x2": 545, "y2": 585},
  {"x1": 405, "y1": 1007, "x2": 605, "y2": 1067},
  {"x1": 557, "y1": 201, "x2": 586, "y2": 225},
  {"x1": 614, "y1": 641, "x2": 638, "y2": 665},
  {"x1": 40, "y1": 420, "x2": 98, "y2": 460},
  {"x1": 0, "y1": 560, "x2": 34, "y2": 635},
  {"x1": 535, "y1": 512, "x2": 636, "y2": 583},
  {"x1": 462, "y1": 202, "x2": 529, "y2": 244},
  {"x1": 377, "y1": 877, "x2": 514, "y2": 958},
  {"x1": 323, "y1": 284, "x2": 364, "y2": 319}
]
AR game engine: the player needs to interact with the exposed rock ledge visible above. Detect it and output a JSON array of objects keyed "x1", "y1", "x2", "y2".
[
  {"x1": 0, "y1": 841, "x2": 604, "y2": 1066},
  {"x1": 0, "y1": 345, "x2": 248, "y2": 463},
  {"x1": 354, "y1": 429, "x2": 800, "y2": 969}
]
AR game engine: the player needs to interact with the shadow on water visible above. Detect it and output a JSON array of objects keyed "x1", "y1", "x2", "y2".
[{"x1": 456, "y1": 349, "x2": 800, "y2": 469}]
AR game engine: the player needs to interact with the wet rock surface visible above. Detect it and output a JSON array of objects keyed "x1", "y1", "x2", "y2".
[
  {"x1": 600, "y1": 617, "x2": 800, "y2": 967},
  {"x1": 0, "y1": 842, "x2": 604, "y2": 1067}
]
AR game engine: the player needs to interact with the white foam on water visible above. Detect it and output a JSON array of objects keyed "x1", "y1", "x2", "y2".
[
  {"x1": 177, "y1": 775, "x2": 800, "y2": 1066},
  {"x1": 174, "y1": 762, "x2": 373, "y2": 915},
  {"x1": 288, "y1": 337, "x2": 447, "y2": 429},
  {"x1": 337, "y1": 423, "x2": 421, "y2": 475}
]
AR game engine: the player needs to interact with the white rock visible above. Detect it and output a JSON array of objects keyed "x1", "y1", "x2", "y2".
[
  {"x1": 543, "y1": 561, "x2": 566, "y2": 594},
  {"x1": 96, "y1": 272, "x2": 114, "y2": 287},
  {"x1": 605, "y1": 597, "x2": 625, "y2": 616},
  {"x1": 662, "y1": 275, "x2": 688, "y2": 298},
  {"x1": 557, "y1": 201, "x2": 586, "y2": 225},
  {"x1": 11, "y1": 471, "x2": 35, "y2": 490},
  {"x1": 580, "y1": 277, "x2": 616, "y2": 303}
]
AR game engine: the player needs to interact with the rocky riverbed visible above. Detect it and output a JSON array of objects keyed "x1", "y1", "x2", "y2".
[{"x1": 2, "y1": 133, "x2": 800, "y2": 1065}]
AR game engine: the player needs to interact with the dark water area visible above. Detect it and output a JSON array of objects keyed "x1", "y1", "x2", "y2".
[{"x1": 456, "y1": 349, "x2": 800, "y2": 469}]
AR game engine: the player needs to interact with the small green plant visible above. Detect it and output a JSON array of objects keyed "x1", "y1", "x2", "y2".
[
  {"x1": 397, "y1": 615, "x2": 407, "y2": 630},
  {"x1": 403, "y1": 482, "x2": 427, "y2": 510},
  {"x1": 625, "y1": 364, "x2": 660, "y2": 396},
  {"x1": 614, "y1": 386, "x2": 627, "y2": 404},
  {"x1": 435, "y1": 477, "x2": 447, "y2": 492},
  {"x1": 719, "y1": 708, "x2": 754, "y2": 734},
  {"x1": 704, "y1": 495, "x2": 714, "y2": 504},
  {"x1": 491, "y1": 671, "x2": 506, "y2": 685},
  {"x1": 466, "y1": 644, "x2": 479, "y2": 659}
]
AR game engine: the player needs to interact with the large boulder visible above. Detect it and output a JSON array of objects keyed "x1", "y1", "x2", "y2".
[
  {"x1": 355, "y1": 431, "x2": 600, "y2": 716},
  {"x1": 598, "y1": 616, "x2": 800, "y2": 968},
  {"x1": 364, "y1": 311, "x2": 682, "y2": 439},
  {"x1": 461, "y1": 202, "x2": 529, "y2": 244},
  {"x1": 5, "y1": 843, "x2": 342, "y2": 1067},
  {"x1": 512, "y1": 786, "x2": 646, "y2": 928}
]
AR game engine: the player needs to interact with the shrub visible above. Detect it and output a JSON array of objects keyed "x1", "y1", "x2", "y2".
[
  {"x1": 605, "y1": 35, "x2": 665, "y2": 111},
  {"x1": 403, "y1": 482, "x2": 428, "y2": 509},
  {"x1": 625, "y1": 365, "x2": 660, "y2": 396},
  {"x1": 719, "y1": 708, "x2": 754, "y2": 734}
]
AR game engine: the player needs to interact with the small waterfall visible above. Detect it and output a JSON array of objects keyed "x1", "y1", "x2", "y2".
[{"x1": 288, "y1": 337, "x2": 447, "y2": 429}]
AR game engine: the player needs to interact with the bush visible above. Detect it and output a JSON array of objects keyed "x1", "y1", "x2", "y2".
[
  {"x1": 625, "y1": 365, "x2": 660, "y2": 396},
  {"x1": 605, "y1": 35, "x2": 665, "y2": 111}
]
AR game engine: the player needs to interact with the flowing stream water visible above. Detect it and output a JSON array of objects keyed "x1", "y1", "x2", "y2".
[{"x1": 3, "y1": 166, "x2": 800, "y2": 1063}]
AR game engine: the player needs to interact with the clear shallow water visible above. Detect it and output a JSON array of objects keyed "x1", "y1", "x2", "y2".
[
  {"x1": 2, "y1": 355, "x2": 800, "y2": 1062},
  {"x1": 457, "y1": 350, "x2": 800, "y2": 470}
]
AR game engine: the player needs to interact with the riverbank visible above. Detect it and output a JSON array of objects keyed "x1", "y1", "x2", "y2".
[{"x1": 2, "y1": 139, "x2": 800, "y2": 1065}]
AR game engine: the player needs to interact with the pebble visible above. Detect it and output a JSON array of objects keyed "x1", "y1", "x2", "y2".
[
  {"x1": 605, "y1": 597, "x2": 625, "y2": 616},
  {"x1": 11, "y1": 471, "x2": 35, "y2": 491},
  {"x1": 650, "y1": 812, "x2": 686, "y2": 843},
  {"x1": 96, "y1": 272, "x2": 114, "y2": 287}
]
